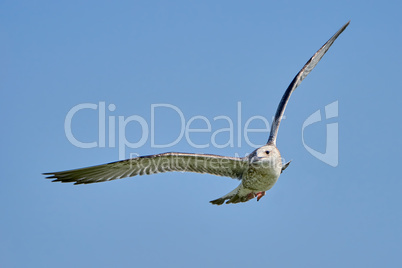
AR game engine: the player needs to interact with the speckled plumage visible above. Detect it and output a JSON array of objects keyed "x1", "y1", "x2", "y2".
[{"x1": 44, "y1": 22, "x2": 349, "y2": 205}]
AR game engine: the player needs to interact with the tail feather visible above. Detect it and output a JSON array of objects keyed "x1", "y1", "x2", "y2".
[
  {"x1": 210, "y1": 186, "x2": 253, "y2": 205},
  {"x1": 209, "y1": 197, "x2": 227, "y2": 205},
  {"x1": 210, "y1": 186, "x2": 240, "y2": 205}
]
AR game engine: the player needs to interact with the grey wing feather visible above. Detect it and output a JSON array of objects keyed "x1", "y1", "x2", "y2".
[
  {"x1": 267, "y1": 21, "x2": 350, "y2": 145},
  {"x1": 43, "y1": 152, "x2": 248, "y2": 184}
]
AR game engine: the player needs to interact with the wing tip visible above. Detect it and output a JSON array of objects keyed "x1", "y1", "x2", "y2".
[
  {"x1": 336, "y1": 20, "x2": 351, "y2": 37},
  {"x1": 43, "y1": 173, "x2": 57, "y2": 179}
]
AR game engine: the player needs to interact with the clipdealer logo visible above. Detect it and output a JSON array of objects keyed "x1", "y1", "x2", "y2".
[
  {"x1": 64, "y1": 101, "x2": 339, "y2": 166},
  {"x1": 64, "y1": 102, "x2": 272, "y2": 160}
]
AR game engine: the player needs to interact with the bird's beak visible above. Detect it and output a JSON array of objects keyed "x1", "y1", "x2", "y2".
[{"x1": 250, "y1": 156, "x2": 262, "y2": 163}]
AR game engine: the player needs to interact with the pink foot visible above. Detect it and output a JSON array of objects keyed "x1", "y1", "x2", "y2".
[{"x1": 256, "y1": 191, "x2": 266, "y2": 201}]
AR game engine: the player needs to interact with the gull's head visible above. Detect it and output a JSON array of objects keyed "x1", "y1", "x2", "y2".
[{"x1": 249, "y1": 144, "x2": 282, "y2": 170}]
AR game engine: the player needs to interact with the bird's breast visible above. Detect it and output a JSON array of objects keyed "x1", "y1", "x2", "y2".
[{"x1": 241, "y1": 163, "x2": 281, "y2": 191}]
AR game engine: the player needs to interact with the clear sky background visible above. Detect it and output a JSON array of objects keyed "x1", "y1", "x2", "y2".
[{"x1": 1, "y1": 1, "x2": 401, "y2": 267}]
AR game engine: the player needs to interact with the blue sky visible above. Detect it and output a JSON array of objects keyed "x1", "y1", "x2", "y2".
[{"x1": 1, "y1": 1, "x2": 401, "y2": 267}]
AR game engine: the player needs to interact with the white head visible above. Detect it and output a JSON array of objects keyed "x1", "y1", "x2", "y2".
[{"x1": 248, "y1": 144, "x2": 282, "y2": 172}]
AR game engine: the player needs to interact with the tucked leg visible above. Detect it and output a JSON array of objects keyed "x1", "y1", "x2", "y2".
[{"x1": 246, "y1": 192, "x2": 256, "y2": 201}]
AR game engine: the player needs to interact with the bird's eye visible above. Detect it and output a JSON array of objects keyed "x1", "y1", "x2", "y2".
[{"x1": 265, "y1": 151, "x2": 270, "y2": 155}]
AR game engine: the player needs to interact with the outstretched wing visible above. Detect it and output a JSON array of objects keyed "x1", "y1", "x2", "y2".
[
  {"x1": 44, "y1": 152, "x2": 248, "y2": 184},
  {"x1": 267, "y1": 21, "x2": 350, "y2": 145}
]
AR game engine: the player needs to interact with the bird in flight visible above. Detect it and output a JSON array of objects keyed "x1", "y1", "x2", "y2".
[{"x1": 44, "y1": 21, "x2": 350, "y2": 205}]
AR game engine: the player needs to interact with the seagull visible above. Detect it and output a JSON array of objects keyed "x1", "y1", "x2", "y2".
[{"x1": 44, "y1": 21, "x2": 350, "y2": 205}]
